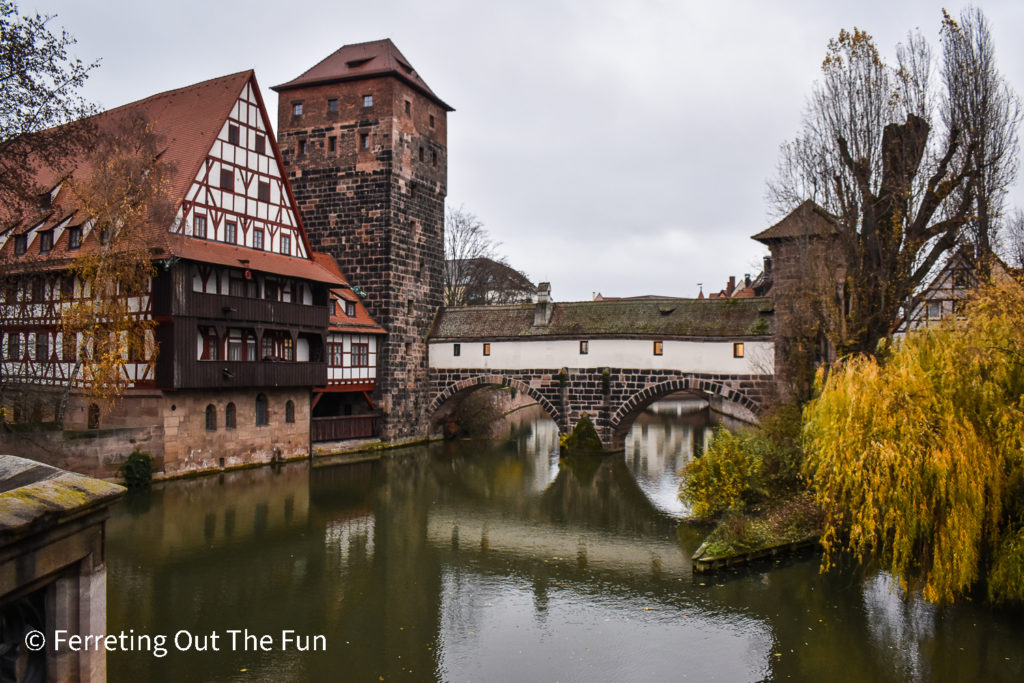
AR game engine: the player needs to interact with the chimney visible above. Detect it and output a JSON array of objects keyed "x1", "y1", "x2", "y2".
[
  {"x1": 744, "y1": 273, "x2": 751, "y2": 287},
  {"x1": 534, "y1": 282, "x2": 553, "y2": 326},
  {"x1": 763, "y1": 255, "x2": 772, "y2": 273},
  {"x1": 727, "y1": 276, "x2": 735, "y2": 297}
]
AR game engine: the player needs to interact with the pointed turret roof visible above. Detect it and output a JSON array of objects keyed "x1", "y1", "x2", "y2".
[
  {"x1": 272, "y1": 39, "x2": 453, "y2": 111},
  {"x1": 752, "y1": 200, "x2": 839, "y2": 244}
]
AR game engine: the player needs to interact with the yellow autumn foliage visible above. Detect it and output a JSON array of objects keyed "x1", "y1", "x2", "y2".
[{"x1": 803, "y1": 275, "x2": 1024, "y2": 604}]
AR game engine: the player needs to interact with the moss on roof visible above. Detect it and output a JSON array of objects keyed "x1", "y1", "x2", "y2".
[{"x1": 430, "y1": 297, "x2": 773, "y2": 341}]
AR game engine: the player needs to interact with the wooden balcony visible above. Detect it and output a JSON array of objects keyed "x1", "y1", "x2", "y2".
[
  {"x1": 171, "y1": 359, "x2": 326, "y2": 390},
  {"x1": 311, "y1": 414, "x2": 380, "y2": 442},
  {"x1": 180, "y1": 290, "x2": 327, "y2": 329}
]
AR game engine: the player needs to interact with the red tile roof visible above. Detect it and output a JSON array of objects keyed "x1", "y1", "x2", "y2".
[
  {"x1": 312, "y1": 252, "x2": 386, "y2": 334},
  {"x1": 272, "y1": 39, "x2": 453, "y2": 111},
  {"x1": 1, "y1": 71, "x2": 338, "y2": 285}
]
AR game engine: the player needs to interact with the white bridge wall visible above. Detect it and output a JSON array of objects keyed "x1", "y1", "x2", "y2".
[{"x1": 429, "y1": 338, "x2": 774, "y2": 375}]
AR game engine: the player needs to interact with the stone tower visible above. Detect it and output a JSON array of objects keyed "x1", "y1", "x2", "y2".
[{"x1": 273, "y1": 40, "x2": 452, "y2": 441}]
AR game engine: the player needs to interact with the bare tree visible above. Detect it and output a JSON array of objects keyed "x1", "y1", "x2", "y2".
[
  {"x1": 941, "y1": 8, "x2": 1022, "y2": 260},
  {"x1": 443, "y1": 205, "x2": 533, "y2": 306},
  {"x1": 1004, "y1": 209, "x2": 1024, "y2": 269},
  {"x1": 0, "y1": 1, "x2": 97, "y2": 227},
  {"x1": 766, "y1": 16, "x2": 1019, "y2": 357}
]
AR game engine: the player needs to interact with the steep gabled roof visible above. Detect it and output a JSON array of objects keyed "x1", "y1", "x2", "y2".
[
  {"x1": 272, "y1": 39, "x2": 453, "y2": 111},
  {"x1": 752, "y1": 200, "x2": 839, "y2": 244},
  {"x1": 312, "y1": 252, "x2": 386, "y2": 335},
  {"x1": 0, "y1": 71, "x2": 344, "y2": 286}
]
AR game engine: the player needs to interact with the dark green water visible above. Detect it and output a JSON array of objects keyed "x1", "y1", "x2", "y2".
[{"x1": 105, "y1": 401, "x2": 1024, "y2": 682}]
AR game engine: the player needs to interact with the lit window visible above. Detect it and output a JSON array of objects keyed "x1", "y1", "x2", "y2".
[
  {"x1": 220, "y1": 168, "x2": 234, "y2": 191},
  {"x1": 328, "y1": 98, "x2": 338, "y2": 113},
  {"x1": 453, "y1": 343, "x2": 461, "y2": 357},
  {"x1": 362, "y1": 94, "x2": 373, "y2": 107},
  {"x1": 733, "y1": 342, "x2": 745, "y2": 358},
  {"x1": 258, "y1": 181, "x2": 270, "y2": 202},
  {"x1": 67, "y1": 226, "x2": 82, "y2": 249},
  {"x1": 483, "y1": 343, "x2": 491, "y2": 356},
  {"x1": 579, "y1": 340, "x2": 589, "y2": 355},
  {"x1": 253, "y1": 229, "x2": 264, "y2": 250},
  {"x1": 194, "y1": 215, "x2": 207, "y2": 239},
  {"x1": 293, "y1": 102, "x2": 303, "y2": 116},
  {"x1": 653, "y1": 340, "x2": 663, "y2": 356},
  {"x1": 280, "y1": 234, "x2": 291, "y2": 255},
  {"x1": 225, "y1": 221, "x2": 237, "y2": 244},
  {"x1": 228, "y1": 124, "x2": 240, "y2": 145}
]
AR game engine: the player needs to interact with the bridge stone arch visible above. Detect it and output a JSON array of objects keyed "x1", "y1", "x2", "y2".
[
  {"x1": 429, "y1": 373, "x2": 564, "y2": 433},
  {"x1": 608, "y1": 375, "x2": 763, "y2": 450}
]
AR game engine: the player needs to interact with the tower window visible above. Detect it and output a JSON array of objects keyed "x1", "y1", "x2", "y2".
[
  {"x1": 258, "y1": 181, "x2": 270, "y2": 202},
  {"x1": 255, "y1": 134, "x2": 266, "y2": 154},
  {"x1": 362, "y1": 94, "x2": 373, "y2": 107},
  {"x1": 405, "y1": 100, "x2": 411, "y2": 115},
  {"x1": 432, "y1": 150, "x2": 437, "y2": 167},
  {"x1": 429, "y1": 114, "x2": 435, "y2": 128},
  {"x1": 418, "y1": 147, "x2": 424, "y2": 162},
  {"x1": 298, "y1": 139, "x2": 308, "y2": 156},
  {"x1": 328, "y1": 98, "x2": 338, "y2": 112},
  {"x1": 733, "y1": 342, "x2": 745, "y2": 358},
  {"x1": 293, "y1": 102, "x2": 303, "y2": 116},
  {"x1": 228, "y1": 124, "x2": 240, "y2": 145},
  {"x1": 220, "y1": 168, "x2": 234, "y2": 191},
  {"x1": 360, "y1": 133, "x2": 370, "y2": 149},
  {"x1": 328, "y1": 136, "x2": 337, "y2": 152}
]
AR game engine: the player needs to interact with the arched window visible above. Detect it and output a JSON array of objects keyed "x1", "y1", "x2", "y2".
[
  {"x1": 255, "y1": 393, "x2": 268, "y2": 426},
  {"x1": 225, "y1": 402, "x2": 236, "y2": 429},
  {"x1": 205, "y1": 404, "x2": 217, "y2": 431},
  {"x1": 285, "y1": 400, "x2": 295, "y2": 424},
  {"x1": 87, "y1": 403, "x2": 100, "y2": 429}
]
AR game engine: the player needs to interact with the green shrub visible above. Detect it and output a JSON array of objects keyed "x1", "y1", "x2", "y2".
[
  {"x1": 559, "y1": 413, "x2": 604, "y2": 452},
  {"x1": 120, "y1": 449, "x2": 153, "y2": 489}
]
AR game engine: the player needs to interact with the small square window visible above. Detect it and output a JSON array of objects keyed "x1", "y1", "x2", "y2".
[
  {"x1": 360, "y1": 133, "x2": 370, "y2": 150},
  {"x1": 405, "y1": 100, "x2": 411, "y2": 115},
  {"x1": 483, "y1": 342, "x2": 491, "y2": 356},
  {"x1": 38, "y1": 230, "x2": 53, "y2": 253},
  {"x1": 220, "y1": 168, "x2": 234, "y2": 191},
  {"x1": 345, "y1": 300, "x2": 356, "y2": 317},
  {"x1": 255, "y1": 134, "x2": 266, "y2": 154},
  {"x1": 579, "y1": 340, "x2": 589, "y2": 355},
  {"x1": 363, "y1": 94, "x2": 373, "y2": 107},
  {"x1": 280, "y1": 234, "x2": 291, "y2": 255},
  {"x1": 225, "y1": 221, "x2": 237, "y2": 244},
  {"x1": 328, "y1": 98, "x2": 338, "y2": 113},
  {"x1": 258, "y1": 181, "x2": 270, "y2": 203},
  {"x1": 733, "y1": 342, "x2": 745, "y2": 358},
  {"x1": 194, "y1": 215, "x2": 207, "y2": 239},
  {"x1": 14, "y1": 235, "x2": 26, "y2": 256},
  {"x1": 228, "y1": 124, "x2": 240, "y2": 145},
  {"x1": 453, "y1": 343, "x2": 461, "y2": 357},
  {"x1": 328, "y1": 136, "x2": 337, "y2": 152},
  {"x1": 253, "y1": 229, "x2": 264, "y2": 250},
  {"x1": 293, "y1": 102, "x2": 303, "y2": 116},
  {"x1": 653, "y1": 340, "x2": 664, "y2": 356},
  {"x1": 67, "y1": 226, "x2": 82, "y2": 250}
]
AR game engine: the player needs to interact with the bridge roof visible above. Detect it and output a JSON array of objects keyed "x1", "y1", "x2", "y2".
[{"x1": 430, "y1": 297, "x2": 772, "y2": 341}]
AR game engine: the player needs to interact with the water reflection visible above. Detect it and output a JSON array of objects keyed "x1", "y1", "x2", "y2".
[{"x1": 104, "y1": 403, "x2": 1024, "y2": 682}]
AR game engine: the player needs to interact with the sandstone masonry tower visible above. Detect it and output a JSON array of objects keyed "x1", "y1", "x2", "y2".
[{"x1": 273, "y1": 40, "x2": 452, "y2": 440}]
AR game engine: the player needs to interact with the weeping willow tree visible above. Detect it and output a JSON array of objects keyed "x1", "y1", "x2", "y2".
[
  {"x1": 803, "y1": 275, "x2": 1024, "y2": 604},
  {"x1": 62, "y1": 114, "x2": 172, "y2": 401}
]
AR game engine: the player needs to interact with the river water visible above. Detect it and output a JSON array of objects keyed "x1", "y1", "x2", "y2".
[{"x1": 105, "y1": 400, "x2": 1024, "y2": 682}]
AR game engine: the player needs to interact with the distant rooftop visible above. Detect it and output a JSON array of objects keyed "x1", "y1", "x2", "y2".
[{"x1": 752, "y1": 200, "x2": 838, "y2": 244}]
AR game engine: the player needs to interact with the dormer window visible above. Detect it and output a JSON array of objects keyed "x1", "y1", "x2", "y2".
[
  {"x1": 67, "y1": 226, "x2": 82, "y2": 250},
  {"x1": 362, "y1": 94, "x2": 373, "y2": 108},
  {"x1": 345, "y1": 300, "x2": 356, "y2": 317},
  {"x1": 38, "y1": 230, "x2": 53, "y2": 253},
  {"x1": 14, "y1": 235, "x2": 26, "y2": 256}
]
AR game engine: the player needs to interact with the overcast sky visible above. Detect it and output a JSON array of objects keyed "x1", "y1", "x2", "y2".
[{"x1": 33, "y1": 0, "x2": 1024, "y2": 301}]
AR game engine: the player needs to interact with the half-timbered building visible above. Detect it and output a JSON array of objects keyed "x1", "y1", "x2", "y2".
[{"x1": 0, "y1": 71, "x2": 358, "y2": 476}]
